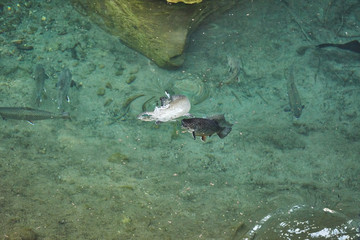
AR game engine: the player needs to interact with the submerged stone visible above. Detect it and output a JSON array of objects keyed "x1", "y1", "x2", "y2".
[{"x1": 71, "y1": 0, "x2": 235, "y2": 69}]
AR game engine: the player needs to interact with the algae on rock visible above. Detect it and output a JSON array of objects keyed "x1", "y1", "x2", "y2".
[
  {"x1": 167, "y1": 0, "x2": 203, "y2": 4},
  {"x1": 71, "y1": 0, "x2": 234, "y2": 69}
]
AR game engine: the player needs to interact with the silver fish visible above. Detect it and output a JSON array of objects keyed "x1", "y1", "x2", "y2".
[
  {"x1": 57, "y1": 68, "x2": 72, "y2": 111},
  {"x1": 181, "y1": 114, "x2": 232, "y2": 141},
  {"x1": 0, "y1": 107, "x2": 70, "y2": 122},
  {"x1": 34, "y1": 64, "x2": 48, "y2": 106},
  {"x1": 285, "y1": 67, "x2": 303, "y2": 118},
  {"x1": 137, "y1": 92, "x2": 191, "y2": 123}
]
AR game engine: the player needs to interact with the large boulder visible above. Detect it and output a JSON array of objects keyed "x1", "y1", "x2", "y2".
[{"x1": 71, "y1": 0, "x2": 234, "y2": 69}]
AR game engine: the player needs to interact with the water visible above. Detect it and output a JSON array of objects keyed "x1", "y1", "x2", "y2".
[{"x1": 0, "y1": 0, "x2": 359, "y2": 239}]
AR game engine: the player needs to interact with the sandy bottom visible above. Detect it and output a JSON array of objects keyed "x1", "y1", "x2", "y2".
[{"x1": 0, "y1": 0, "x2": 359, "y2": 239}]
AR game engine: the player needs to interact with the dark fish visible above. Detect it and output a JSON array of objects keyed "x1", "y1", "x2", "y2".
[
  {"x1": 0, "y1": 107, "x2": 70, "y2": 122},
  {"x1": 317, "y1": 40, "x2": 360, "y2": 54},
  {"x1": 181, "y1": 114, "x2": 232, "y2": 141},
  {"x1": 285, "y1": 67, "x2": 303, "y2": 118},
  {"x1": 34, "y1": 64, "x2": 48, "y2": 106},
  {"x1": 57, "y1": 68, "x2": 72, "y2": 110}
]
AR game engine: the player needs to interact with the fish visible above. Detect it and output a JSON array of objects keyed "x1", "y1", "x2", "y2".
[
  {"x1": 317, "y1": 40, "x2": 360, "y2": 54},
  {"x1": 285, "y1": 66, "x2": 303, "y2": 118},
  {"x1": 137, "y1": 92, "x2": 191, "y2": 123},
  {"x1": 181, "y1": 114, "x2": 232, "y2": 141},
  {"x1": 0, "y1": 107, "x2": 70, "y2": 123},
  {"x1": 34, "y1": 64, "x2": 48, "y2": 106},
  {"x1": 57, "y1": 68, "x2": 72, "y2": 111}
]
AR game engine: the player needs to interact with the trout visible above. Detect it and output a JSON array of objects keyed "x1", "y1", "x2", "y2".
[
  {"x1": 57, "y1": 68, "x2": 72, "y2": 111},
  {"x1": 34, "y1": 64, "x2": 48, "y2": 106},
  {"x1": 285, "y1": 67, "x2": 303, "y2": 118},
  {"x1": 0, "y1": 107, "x2": 70, "y2": 122}
]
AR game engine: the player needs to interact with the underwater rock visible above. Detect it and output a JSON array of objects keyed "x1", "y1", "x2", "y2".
[
  {"x1": 71, "y1": 0, "x2": 235, "y2": 69},
  {"x1": 167, "y1": 0, "x2": 203, "y2": 4},
  {"x1": 126, "y1": 75, "x2": 136, "y2": 85},
  {"x1": 96, "y1": 87, "x2": 106, "y2": 96},
  {"x1": 103, "y1": 98, "x2": 113, "y2": 107}
]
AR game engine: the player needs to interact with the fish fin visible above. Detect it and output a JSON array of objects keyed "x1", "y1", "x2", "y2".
[
  {"x1": 217, "y1": 126, "x2": 232, "y2": 139},
  {"x1": 192, "y1": 131, "x2": 196, "y2": 140},
  {"x1": 201, "y1": 136, "x2": 206, "y2": 142},
  {"x1": 165, "y1": 91, "x2": 171, "y2": 98}
]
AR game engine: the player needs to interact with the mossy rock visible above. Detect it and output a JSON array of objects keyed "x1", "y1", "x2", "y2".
[
  {"x1": 167, "y1": 0, "x2": 203, "y2": 3},
  {"x1": 71, "y1": 0, "x2": 235, "y2": 69}
]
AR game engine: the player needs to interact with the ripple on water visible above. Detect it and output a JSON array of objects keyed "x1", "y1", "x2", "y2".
[
  {"x1": 173, "y1": 77, "x2": 209, "y2": 105},
  {"x1": 242, "y1": 205, "x2": 360, "y2": 239}
]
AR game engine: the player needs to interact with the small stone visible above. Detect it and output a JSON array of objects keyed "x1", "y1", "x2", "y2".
[
  {"x1": 105, "y1": 82, "x2": 112, "y2": 89},
  {"x1": 103, "y1": 98, "x2": 113, "y2": 107},
  {"x1": 115, "y1": 69, "x2": 123, "y2": 76},
  {"x1": 126, "y1": 75, "x2": 136, "y2": 84},
  {"x1": 129, "y1": 67, "x2": 139, "y2": 74},
  {"x1": 97, "y1": 87, "x2": 105, "y2": 96}
]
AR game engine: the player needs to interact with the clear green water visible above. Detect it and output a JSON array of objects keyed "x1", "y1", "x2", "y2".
[{"x1": 0, "y1": 0, "x2": 359, "y2": 239}]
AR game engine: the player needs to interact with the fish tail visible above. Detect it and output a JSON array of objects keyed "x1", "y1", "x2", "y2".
[{"x1": 217, "y1": 126, "x2": 232, "y2": 139}]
